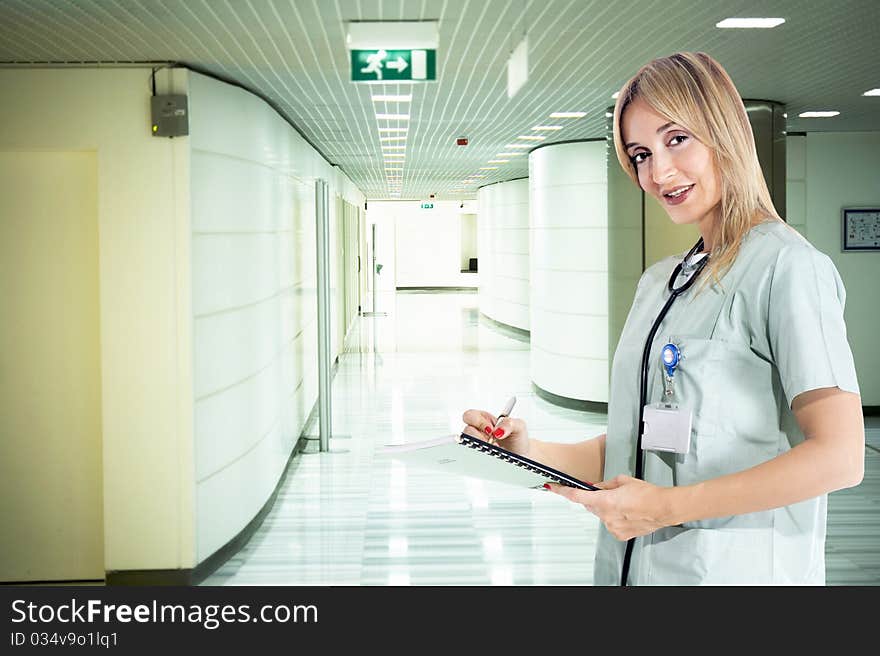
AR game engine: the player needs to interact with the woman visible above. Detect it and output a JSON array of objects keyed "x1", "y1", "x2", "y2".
[{"x1": 462, "y1": 52, "x2": 864, "y2": 585}]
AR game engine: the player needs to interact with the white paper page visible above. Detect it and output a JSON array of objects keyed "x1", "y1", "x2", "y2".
[{"x1": 378, "y1": 434, "x2": 550, "y2": 489}]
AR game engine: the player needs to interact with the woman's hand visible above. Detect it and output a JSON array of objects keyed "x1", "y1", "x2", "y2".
[
  {"x1": 545, "y1": 475, "x2": 677, "y2": 541},
  {"x1": 461, "y1": 409, "x2": 531, "y2": 456}
]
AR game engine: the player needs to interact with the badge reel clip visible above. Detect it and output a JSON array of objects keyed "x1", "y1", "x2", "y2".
[{"x1": 642, "y1": 343, "x2": 693, "y2": 455}]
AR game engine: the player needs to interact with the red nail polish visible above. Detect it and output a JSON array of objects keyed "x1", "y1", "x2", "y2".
[
  {"x1": 493, "y1": 428, "x2": 504, "y2": 438},
  {"x1": 543, "y1": 483, "x2": 552, "y2": 490},
  {"x1": 484, "y1": 426, "x2": 492, "y2": 435}
]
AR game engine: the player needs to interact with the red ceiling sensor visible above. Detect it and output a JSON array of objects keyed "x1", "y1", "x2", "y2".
[{"x1": 456, "y1": 136, "x2": 468, "y2": 146}]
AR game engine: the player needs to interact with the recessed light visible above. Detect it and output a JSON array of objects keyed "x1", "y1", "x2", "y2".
[
  {"x1": 517, "y1": 135, "x2": 545, "y2": 141},
  {"x1": 611, "y1": 91, "x2": 620, "y2": 99},
  {"x1": 378, "y1": 127, "x2": 408, "y2": 133},
  {"x1": 798, "y1": 111, "x2": 840, "y2": 118},
  {"x1": 371, "y1": 94, "x2": 412, "y2": 102},
  {"x1": 605, "y1": 112, "x2": 613, "y2": 118},
  {"x1": 716, "y1": 17, "x2": 785, "y2": 28},
  {"x1": 549, "y1": 111, "x2": 586, "y2": 118},
  {"x1": 532, "y1": 125, "x2": 563, "y2": 130},
  {"x1": 375, "y1": 113, "x2": 410, "y2": 120},
  {"x1": 379, "y1": 136, "x2": 407, "y2": 141},
  {"x1": 505, "y1": 144, "x2": 532, "y2": 149},
  {"x1": 863, "y1": 88, "x2": 880, "y2": 96}
]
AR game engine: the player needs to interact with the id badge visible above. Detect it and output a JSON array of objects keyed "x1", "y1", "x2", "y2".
[{"x1": 642, "y1": 402, "x2": 692, "y2": 455}]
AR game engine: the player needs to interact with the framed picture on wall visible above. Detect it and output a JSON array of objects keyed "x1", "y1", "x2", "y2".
[{"x1": 842, "y1": 208, "x2": 880, "y2": 252}]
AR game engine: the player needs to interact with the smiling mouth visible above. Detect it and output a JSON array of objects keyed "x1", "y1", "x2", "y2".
[{"x1": 664, "y1": 184, "x2": 694, "y2": 199}]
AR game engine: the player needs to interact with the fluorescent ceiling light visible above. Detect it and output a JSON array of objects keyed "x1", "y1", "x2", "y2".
[
  {"x1": 372, "y1": 94, "x2": 412, "y2": 102},
  {"x1": 798, "y1": 111, "x2": 840, "y2": 118},
  {"x1": 381, "y1": 145, "x2": 406, "y2": 150},
  {"x1": 532, "y1": 125, "x2": 562, "y2": 130},
  {"x1": 470, "y1": 175, "x2": 486, "y2": 178},
  {"x1": 497, "y1": 152, "x2": 524, "y2": 157},
  {"x1": 863, "y1": 88, "x2": 880, "y2": 96},
  {"x1": 378, "y1": 127, "x2": 408, "y2": 133},
  {"x1": 517, "y1": 135, "x2": 545, "y2": 141},
  {"x1": 612, "y1": 91, "x2": 620, "y2": 99},
  {"x1": 549, "y1": 111, "x2": 586, "y2": 118},
  {"x1": 716, "y1": 17, "x2": 785, "y2": 28},
  {"x1": 375, "y1": 113, "x2": 409, "y2": 120},
  {"x1": 383, "y1": 153, "x2": 406, "y2": 158},
  {"x1": 379, "y1": 136, "x2": 407, "y2": 141},
  {"x1": 487, "y1": 159, "x2": 510, "y2": 163},
  {"x1": 505, "y1": 143, "x2": 532, "y2": 149},
  {"x1": 479, "y1": 167, "x2": 498, "y2": 170}
]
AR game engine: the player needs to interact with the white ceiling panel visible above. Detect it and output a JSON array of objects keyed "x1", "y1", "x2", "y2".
[{"x1": 1, "y1": 0, "x2": 878, "y2": 200}]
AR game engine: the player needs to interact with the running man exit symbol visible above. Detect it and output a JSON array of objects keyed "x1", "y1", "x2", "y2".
[{"x1": 351, "y1": 49, "x2": 437, "y2": 82}]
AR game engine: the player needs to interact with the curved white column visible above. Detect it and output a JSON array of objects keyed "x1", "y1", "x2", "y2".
[
  {"x1": 477, "y1": 178, "x2": 530, "y2": 331},
  {"x1": 529, "y1": 141, "x2": 608, "y2": 403}
]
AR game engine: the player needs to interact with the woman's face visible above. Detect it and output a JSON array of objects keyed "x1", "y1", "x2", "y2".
[{"x1": 621, "y1": 98, "x2": 722, "y2": 239}]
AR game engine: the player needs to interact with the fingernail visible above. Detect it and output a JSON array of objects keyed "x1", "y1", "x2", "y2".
[
  {"x1": 543, "y1": 483, "x2": 551, "y2": 490},
  {"x1": 493, "y1": 428, "x2": 504, "y2": 437},
  {"x1": 484, "y1": 426, "x2": 492, "y2": 435}
]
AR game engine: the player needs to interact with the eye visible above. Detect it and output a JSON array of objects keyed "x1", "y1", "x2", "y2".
[
  {"x1": 629, "y1": 151, "x2": 649, "y2": 166},
  {"x1": 668, "y1": 134, "x2": 688, "y2": 147}
]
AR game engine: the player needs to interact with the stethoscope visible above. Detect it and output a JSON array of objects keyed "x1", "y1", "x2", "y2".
[{"x1": 619, "y1": 237, "x2": 710, "y2": 586}]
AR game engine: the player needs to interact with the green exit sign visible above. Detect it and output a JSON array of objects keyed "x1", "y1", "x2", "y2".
[
  {"x1": 351, "y1": 49, "x2": 437, "y2": 82},
  {"x1": 420, "y1": 203, "x2": 434, "y2": 209}
]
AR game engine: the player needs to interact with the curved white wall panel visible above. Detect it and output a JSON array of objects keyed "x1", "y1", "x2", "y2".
[
  {"x1": 189, "y1": 71, "x2": 361, "y2": 564},
  {"x1": 529, "y1": 142, "x2": 608, "y2": 403},
  {"x1": 477, "y1": 178, "x2": 530, "y2": 330}
]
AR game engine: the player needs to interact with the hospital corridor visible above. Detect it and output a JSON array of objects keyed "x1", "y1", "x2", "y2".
[
  {"x1": 200, "y1": 290, "x2": 880, "y2": 586},
  {"x1": 1, "y1": 1, "x2": 879, "y2": 589}
]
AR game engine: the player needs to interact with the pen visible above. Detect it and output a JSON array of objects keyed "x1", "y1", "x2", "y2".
[{"x1": 491, "y1": 396, "x2": 517, "y2": 432}]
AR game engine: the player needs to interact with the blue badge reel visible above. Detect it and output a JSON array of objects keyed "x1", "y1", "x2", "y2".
[{"x1": 642, "y1": 342, "x2": 693, "y2": 455}]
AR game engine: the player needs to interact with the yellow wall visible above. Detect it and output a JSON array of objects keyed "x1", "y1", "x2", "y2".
[
  {"x1": 0, "y1": 151, "x2": 104, "y2": 581},
  {"x1": 0, "y1": 67, "x2": 196, "y2": 573}
]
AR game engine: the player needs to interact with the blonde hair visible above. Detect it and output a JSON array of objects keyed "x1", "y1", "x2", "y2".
[{"x1": 612, "y1": 52, "x2": 782, "y2": 287}]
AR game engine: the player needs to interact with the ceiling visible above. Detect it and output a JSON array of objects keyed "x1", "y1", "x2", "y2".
[{"x1": 1, "y1": 0, "x2": 878, "y2": 201}]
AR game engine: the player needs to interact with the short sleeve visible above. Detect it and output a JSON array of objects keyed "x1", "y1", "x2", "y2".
[{"x1": 767, "y1": 244, "x2": 860, "y2": 407}]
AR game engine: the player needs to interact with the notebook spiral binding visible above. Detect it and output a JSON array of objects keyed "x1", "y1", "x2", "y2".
[{"x1": 458, "y1": 433, "x2": 597, "y2": 490}]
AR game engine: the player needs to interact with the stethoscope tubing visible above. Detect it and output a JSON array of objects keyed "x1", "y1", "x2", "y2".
[{"x1": 619, "y1": 238, "x2": 707, "y2": 587}]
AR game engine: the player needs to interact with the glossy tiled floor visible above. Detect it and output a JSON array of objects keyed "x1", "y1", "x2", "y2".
[{"x1": 202, "y1": 291, "x2": 880, "y2": 586}]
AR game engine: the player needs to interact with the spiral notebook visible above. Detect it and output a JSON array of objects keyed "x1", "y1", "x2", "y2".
[{"x1": 378, "y1": 433, "x2": 598, "y2": 491}]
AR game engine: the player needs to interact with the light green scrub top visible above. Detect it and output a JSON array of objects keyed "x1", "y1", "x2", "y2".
[{"x1": 594, "y1": 221, "x2": 860, "y2": 585}]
